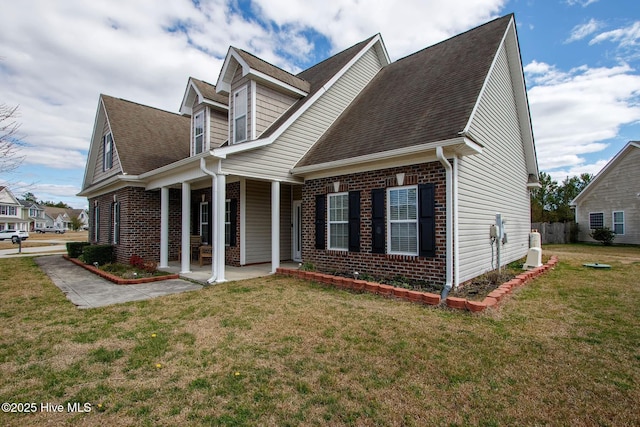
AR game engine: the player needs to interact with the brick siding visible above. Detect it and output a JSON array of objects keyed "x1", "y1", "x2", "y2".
[{"x1": 301, "y1": 162, "x2": 447, "y2": 284}]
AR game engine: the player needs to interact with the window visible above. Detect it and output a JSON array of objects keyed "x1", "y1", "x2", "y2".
[
  {"x1": 613, "y1": 211, "x2": 624, "y2": 235},
  {"x1": 103, "y1": 133, "x2": 113, "y2": 171},
  {"x1": 200, "y1": 202, "x2": 209, "y2": 244},
  {"x1": 328, "y1": 193, "x2": 349, "y2": 250},
  {"x1": 225, "y1": 199, "x2": 231, "y2": 246},
  {"x1": 589, "y1": 212, "x2": 604, "y2": 229},
  {"x1": 387, "y1": 186, "x2": 418, "y2": 255},
  {"x1": 193, "y1": 111, "x2": 204, "y2": 154},
  {"x1": 233, "y1": 86, "x2": 247, "y2": 143},
  {"x1": 93, "y1": 205, "x2": 100, "y2": 242},
  {"x1": 112, "y1": 202, "x2": 120, "y2": 244},
  {"x1": 0, "y1": 205, "x2": 17, "y2": 216}
]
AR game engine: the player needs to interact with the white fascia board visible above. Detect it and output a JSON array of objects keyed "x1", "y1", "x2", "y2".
[
  {"x1": 249, "y1": 69, "x2": 309, "y2": 97},
  {"x1": 81, "y1": 96, "x2": 106, "y2": 191},
  {"x1": 216, "y1": 48, "x2": 246, "y2": 94},
  {"x1": 291, "y1": 137, "x2": 481, "y2": 176},
  {"x1": 212, "y1": 35, "x2": 386, "y2": 160},
  {"x1": 77, "y1": 175, "x2": 142, "y2": 198},
  {"x1": 179, "y1": 79, "x2": 199, "y2": 115}
]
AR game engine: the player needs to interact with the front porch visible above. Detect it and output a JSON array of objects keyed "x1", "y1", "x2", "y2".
[{"x1": 161, "y1": 260, "x2": 300, "y2": 284}]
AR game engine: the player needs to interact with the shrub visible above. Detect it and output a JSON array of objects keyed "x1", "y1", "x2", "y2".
[
  {"x1": 590, "y1": 227, "x2": 615, "y2": 246},
  {"x1": 82, "y1": 245, "x2": 116, "y2": 266},
  {"x1": 66, "y1": 241, "x2": 90, "y2": 258},
  {"x1": 129, "y1": 255, "x2": 144, "y2": 269}
]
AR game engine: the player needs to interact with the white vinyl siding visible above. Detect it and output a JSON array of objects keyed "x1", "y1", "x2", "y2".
[
  {"x1": 210, "y1": 109, "x2": 228, "y2": 149},
  {"x1": 387, "y1": 186, "x2": 418, "y2": 255},
  {"x1": 92, "y1": 120, "x2": 122, "y2": 183},
  {"x1": 233, "y1": 86, "x2": 248, "y2": 143},
  {"x1": 457, "y1": 42, "x2": 531, "y2": 283},
  {"x1": 328, "y1": 193, "x2": 349, "y2": 250},
  {"x1": 589, "y1": 212, "x2": 604, "y2": 229},
  {"x1": 255, "y1": 85, "x2": 297, "y2": 136},
  {"x1": 574, "y1": 147, "x2": 640, "y2": 244},
  {"x1": 221, "y1": 47, "x2": 383, "y2": 182},
  {"x1": 613, "y1": 211, "x2": 624, "y2": 235}
]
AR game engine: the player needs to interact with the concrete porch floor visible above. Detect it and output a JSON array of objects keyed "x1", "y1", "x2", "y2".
[{"x1": 160, "y1": 260, "x2": 300, "y2": 284}]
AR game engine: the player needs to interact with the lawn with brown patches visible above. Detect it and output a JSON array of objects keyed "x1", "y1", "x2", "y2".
[
  {"x1": 0, "y1": 245, "x2": 639, "y2": 426},
  {"x1": 0, "y1": 231, "x2": 88, "y2": 250}
]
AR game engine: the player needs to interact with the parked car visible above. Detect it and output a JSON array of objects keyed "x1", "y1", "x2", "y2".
[
  {"x1": 0, "y1": 229, "x2": 29, "y2": 241},
  {"x1": 34, "y1": 226, "x2": 66, "y2": 234}
]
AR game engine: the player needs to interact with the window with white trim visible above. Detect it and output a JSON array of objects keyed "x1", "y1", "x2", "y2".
[
  {"x1": 613, "y1": 211, "x2": 624, "y2": 235},
  {"x1": 589, "y1": 212, "x2": 604, "y2": 229},
  {"x1": 0, "y1": 205, "x2": 17, "y2": 216},
  {"x1": 387, "y1": 186, "x2": 418, "y2": 255},
  {"x1": 193, "y1": 111, "x2": 205, "y2": 154},
  {"x1": 225, "y1": 199, "x2": 231, "y2": 246},
  {"x1": 233, "y1": 86, "x2": 247, "y2": 143},
  {"x1": 328, "y1": 193, "x2": 349, "y2": 250},
  {"x1": 103, "y1": 133, "x2": 113, "y2": 171}
]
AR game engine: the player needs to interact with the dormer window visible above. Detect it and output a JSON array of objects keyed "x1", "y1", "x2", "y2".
[
  {"x1": 193, "y1": 111, "x2": 205, "y2": 154},
  {"x1": 233, "y1": 86, "x2": 247, "y2": 143},
  {"x1": 103, "y1": 133, "x2": 113, "y2": 171}
]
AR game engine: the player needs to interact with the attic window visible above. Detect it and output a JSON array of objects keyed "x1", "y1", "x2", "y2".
[
  {"x1": 193, "y1": 111, "x2": 205, "y2": 154},
  {"x1": 103, "y1": 133, "x2": 113, "y2": 171},
  {"x1": 233, "y1": 86, "x2": 247, "y2": 144}
]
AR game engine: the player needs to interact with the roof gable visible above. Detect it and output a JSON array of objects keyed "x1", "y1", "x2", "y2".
[
  {"x1": 179, "y1": 77, "x2": 228, "y2": 115},
  {"x1": 216, "y1": 47, "x2": 310, "y2": 96},
  {"x1": 0, "y1": 187, "x2": 21, "y2": 205},
  {"x1": 572, "y1": 141, "x2": 640, "y2": 205},
  {"x1": 296, "y1": 15, "x2": 514, "y2": 168}
]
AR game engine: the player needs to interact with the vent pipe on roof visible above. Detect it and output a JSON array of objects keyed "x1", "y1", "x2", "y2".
[{"x1": 436, "y1": 146, "x2": 454, "y2": 299}]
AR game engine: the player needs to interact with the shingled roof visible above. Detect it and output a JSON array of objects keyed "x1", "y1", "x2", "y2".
[
  {"x1": 234, "y1": 48, "x2": 311, "y2": 94},
  {"x1": 191, "y1": 78, "x2": 229, "y2": 106},
  {"x1": 296, "y1": 15, "x2": 513, "y2": 167},
  {"x1": 102, "y1": 95, "x2": 190, "y2": 175},
  {"x1": 258, "y1": 35, "x2": 378, "y2": 140}
]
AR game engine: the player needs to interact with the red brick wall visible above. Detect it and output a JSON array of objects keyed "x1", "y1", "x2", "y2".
[{"x1": 302, "y1": 163, "x2": 447, "y2": 284}]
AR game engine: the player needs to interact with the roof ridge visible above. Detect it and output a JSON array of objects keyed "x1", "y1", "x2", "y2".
[
  {"x1": 233, "y1": 47, "x2": 309, "y2": 83},
  {"x1": 101, "y1": 94, "x2": 183, "y2": 117},
  {"x1": 298, "y1": 34, "x2": 378, "y2": 77}
]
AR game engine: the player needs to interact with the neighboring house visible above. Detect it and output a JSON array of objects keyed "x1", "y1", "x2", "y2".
[
  {"x1": 572, "y1": 142, "x2": 640, "y2": 245},
  {"x1": 43, "y1": 207, "x2": 72, "y2": 230},
  {"x1": 0, "y1": 187, "x2": 30, "y2": 231},
  {"x1": 69, "y1": 209, "x2": 90, "y2": 229},
  {"x1": 79, "y1": 14, "x2": 539, "y2": 292},
  {"x1": 18, "y1": 199, "x2": 47, "y2": 231}
]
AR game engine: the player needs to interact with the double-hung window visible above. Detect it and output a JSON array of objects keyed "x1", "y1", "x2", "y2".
[
  {"x1": 103, "y1": 133, "x2": 113, "y2": 171},
  {"x1": 387, "y1": 186, "x2": 418, "y2": 255},
  {"x1": 233, "y1": 86, "x2": 247, "y2": 143},
  {"x1": 613, "y1": 211, "x2": 624, "y2": 235},
  {"x1": 0, "y1": 205, "x2": 17, "y2": 216},
  {"x1": 200, "y1": 202, "x2": 209, "y2": 244},
  {"x1": 589, "y1": 212, "x2": 604, "y2": 229},
  {"x1": 193, "y1": 111, "x2": 205, "y2": 154},
  {"x1": 328, "y1": 193, "x2": 349, "y2": 250}
]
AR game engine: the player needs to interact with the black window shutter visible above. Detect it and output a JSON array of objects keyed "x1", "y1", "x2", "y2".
[
  {"x1": 371, "y1": 188, "x2": 385, "y2": 253},
  {"x1": 229, "y1": 198, "x2": 237, "y2": 247},
  {"x1": 191, "y1": 202, "x2": 199, "y2": 236},
  {"x1": 115, "y1": 202, "x2": 120, "y2": 244},
  {"x1": 315, "y1": 194, "x2": 325, "y2": 249},
  {"x1": 207, "y1": 202, "x2": 213, "y2": 245},
  {"x1": 348, "y1": 191, "x2": 360, "y2": 252},
  {"x1": 418, "y1": 183, "x2": 436, "y2": 258}
]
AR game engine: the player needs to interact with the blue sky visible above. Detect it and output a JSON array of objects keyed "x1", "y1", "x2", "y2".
[{"x1": 1, "y1": 0, "x2": 639, "y2": 208}]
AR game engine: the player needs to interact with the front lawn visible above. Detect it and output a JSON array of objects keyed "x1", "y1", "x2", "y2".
[{"x1": 0, "y1": 245, "x2": 638, "y2": 426}]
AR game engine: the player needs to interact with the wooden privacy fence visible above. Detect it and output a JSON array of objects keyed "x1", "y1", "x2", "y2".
[{"x1": 530, "y1": 222, "x2": 573, "y2": 244}]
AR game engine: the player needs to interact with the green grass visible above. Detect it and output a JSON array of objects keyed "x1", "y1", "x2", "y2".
[{"x1": 0, "y1": 246, "x2": 639, "y2": 426}]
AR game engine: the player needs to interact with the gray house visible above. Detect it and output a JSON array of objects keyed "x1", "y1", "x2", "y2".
[
  {"x1": 572, "y1": 142, "x2": 640, "y2": 244},
  {"x1": 79, "y1": 14, "x2": 538, "y2": 291}
]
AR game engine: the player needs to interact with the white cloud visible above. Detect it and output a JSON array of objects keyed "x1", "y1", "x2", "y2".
[
  {"x1": 547, "y1": 159, "x2": 610, "y2": 183},
  {"x1": 566, "y1": 18, "x2": 603, "y2": 43},
  {"x1": 566, "y1": 0, "x2": 599, "y2": 6},
  {"x1": 525, "y1": 62, "x2": 640, "y2": 171},
  {"x1": 590, "y1": 21, "x2": 640, "y2": 48}
]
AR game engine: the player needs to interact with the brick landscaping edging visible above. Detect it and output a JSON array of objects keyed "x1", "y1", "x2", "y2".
[
  {"x1": 64, "y1": 255, "x2": 180, "y2": 285},
  {"x1": 275, "y1": 255, "x2": 559, "y2": 312}
]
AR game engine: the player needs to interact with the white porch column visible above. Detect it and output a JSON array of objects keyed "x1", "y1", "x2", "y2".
[
  {"x1": 180, "y1": 182, "x2": 191, "y2": 274},
  {"x1": 159, "y1": 186, "x2": 169, "y2": 268},
  {"x1": 216, "y1": 174, "x2": 226, "y2": 282},
  {"x1": 271, "y1": 180, "x2": 280, "y2": 273}
]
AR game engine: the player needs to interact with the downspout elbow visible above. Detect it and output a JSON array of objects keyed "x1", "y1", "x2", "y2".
[
  {"x1": 200, "y1": 158, "x2": 218, "y2": 284},
  {"x1": 436, "y1": 146, "x2": 454, "y2": 300}
]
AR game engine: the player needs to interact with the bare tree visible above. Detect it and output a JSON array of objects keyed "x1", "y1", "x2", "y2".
[{"x1": 0, "y1": 103, "x2": 26, "y2": 177}]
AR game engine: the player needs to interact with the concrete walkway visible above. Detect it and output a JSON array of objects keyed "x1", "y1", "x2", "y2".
[{"x1": 35, "y1": 255, "x2": 203, "y2": 309}]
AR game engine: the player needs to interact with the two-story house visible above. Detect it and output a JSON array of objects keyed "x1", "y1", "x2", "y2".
[
  {"x1": 79, "y1": 14, "x2": 539, "y2": 295},
  {"x1": 0, "y1": 187, "x2": 30, "y2": 231},
  {"x1": 18, "y1": 199, "x2": 46, "y2": 231}
]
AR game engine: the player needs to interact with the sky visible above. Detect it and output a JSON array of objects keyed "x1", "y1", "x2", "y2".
[{"x1": 1, "y1": 0, "x2": 639, "y2": 209}]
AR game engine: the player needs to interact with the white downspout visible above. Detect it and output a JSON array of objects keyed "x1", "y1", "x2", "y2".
[
  {"x1": 453, "y1": 155, "x2": 459, "y2": 291},
  {"x1": 436, "y1": 146, "x2": 454, "y2": 299},
  {"x1": 200, "y1": 158, "x2": 218, "y2": 284}
]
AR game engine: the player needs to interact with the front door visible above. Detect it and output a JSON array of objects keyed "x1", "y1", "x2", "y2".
[{"x1": 292, "y1": 200, "x2": 302, "y2": 261}]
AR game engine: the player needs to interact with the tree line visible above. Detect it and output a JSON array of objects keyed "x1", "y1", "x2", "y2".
[{"x1": 530, "y1": 171, "x2": 592, "y2": 223}]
